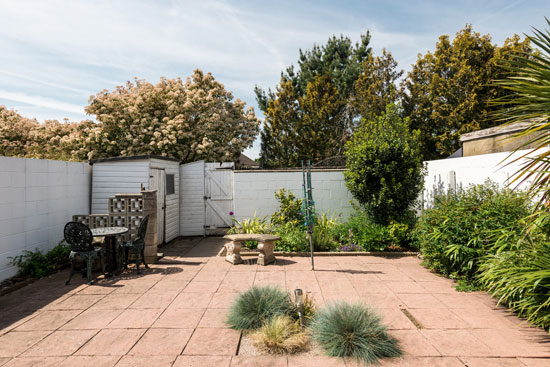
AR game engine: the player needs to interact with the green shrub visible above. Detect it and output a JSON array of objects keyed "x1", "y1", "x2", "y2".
[
  {"x1": 228, "y1": 213, "x2": 273, "y2": 248},
  {"x1": 344, "y1": 104, "x2": 425, "y2": 224},
  {"x1": 478, "y1": 213, "x2": 550, "y2": 329},
  {"x1": 251, "y1": 315, "x2": 308, "y2": 354},
  {"x1": 415, "y1": 181, "x2": 531, "y2": 282},
  {"x1": 228, "y1": 213, "x2": 272, "y2": 234},
  {"x1": 226, "y1": 286, "x2": 295, "y2": 330},
  {"x1": 311, "y1": 302, "x2": 402, "y2": 364},
  {"x1": 9, "y1": 242, "x2": 71, "y2": 278},
  {"x1": 331, "y1": 210, "x2": 393, "y2": 251},
  {"x1": 271, "y1": 189, "x2": 304, "y2": 227},
  {"x1": 275, "y1": 223, "x2": 309, "y2": 252}
]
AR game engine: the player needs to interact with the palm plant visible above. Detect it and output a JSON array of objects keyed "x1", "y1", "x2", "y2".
[{"x1": 491, "y1": 18, "x2": 550, "y2": 207}]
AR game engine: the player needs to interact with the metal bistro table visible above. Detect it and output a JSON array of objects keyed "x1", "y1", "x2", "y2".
[{"x1": 91, "y1": 227, "x2": 128, "y2": 277}]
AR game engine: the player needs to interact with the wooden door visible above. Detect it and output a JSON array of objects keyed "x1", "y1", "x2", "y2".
[
  {"x1": 149, "y1": 168, "x2": 166, "y2": 244},
  {"x1": 204, "y1": 163, "x2": 234, "y2": 231}
]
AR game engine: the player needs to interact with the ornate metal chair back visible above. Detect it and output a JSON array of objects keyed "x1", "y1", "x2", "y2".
[
  {"x1": 64, "y1": 222, "x2": 94, "y2": 252},
  {"x1": 136, "y1": 215, "x2": 149, "y2": 242}
]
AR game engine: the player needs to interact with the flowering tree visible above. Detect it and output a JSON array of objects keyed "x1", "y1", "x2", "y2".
[
  {"x1": 0, "y1": 69, "x2": 260, "y2": 163},
  {"x1": 85, "y1": 69, "x2": 260, "y2": 162},
  {"x1": 0, "y1": 105, "x2": 37, "y2": 157}
]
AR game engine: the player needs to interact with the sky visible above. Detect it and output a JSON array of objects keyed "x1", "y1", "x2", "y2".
[{"x1": 1, "y1": 0, "x2": 549, "y2": 159}]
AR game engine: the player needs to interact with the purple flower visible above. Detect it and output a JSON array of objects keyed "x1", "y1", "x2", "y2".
[{"x1": 229, "y1": 211, "x2": 234, "y2": 216}]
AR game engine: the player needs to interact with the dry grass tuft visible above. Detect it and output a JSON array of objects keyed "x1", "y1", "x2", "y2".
[{"x1": 251, "y1": 315, "x2": 309, "y2": 354}]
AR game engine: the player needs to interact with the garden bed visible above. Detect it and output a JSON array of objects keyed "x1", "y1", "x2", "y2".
[{"x1": 239, "y1": 250, "x2": 418, "y2": 257}]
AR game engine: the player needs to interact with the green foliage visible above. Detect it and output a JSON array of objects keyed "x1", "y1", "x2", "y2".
[
  {"x1": 490, "y1": 19, "x2": 550, "y2": 208},
  {"x1": 296, "y1": 293, "x2": 317, "y2": 326},
  {"x1": 226, "y1": 286, "x2": 295, "y2": 330},
  {"x1": 331, "y1": 210, "x2": 392, "y2": 251},
  {"x1": 251, "y1": 315, "x2": 309, "y2": 354},
  {"x1": 415, "y1": 181, "x2": 531, "y2": 282},
  {"x1": 352, "y1": 49, "x2": 403, "y2": 122},
  {"x1": 228, "y1": 213, "x2": 272, "y2": 235},
  {"x1": 344, "y1": 104, "x2": 425, "y2": 224},
  {"x1": 478, "y1": 212, "x2": 550, "y2": 330},
  {"x1": 455, "y1": 279, "x2": 482, "y2": 292},
  {"x1": 228, "y1": 213, "x2": 272, "y2": 248},
  {"x1": 256, "y1": 31, "x2": 374, "y2": 168},
  {"x1": 311, "y1": 211, "x2": 340, "y2": 251},
  {"x1": 271, "y1": 189, "x2": 304, "y2": 227},
  {"x1": 275, "y1": 223, "x2": 309, "y2": 252},
  {"x1": 9, "y1": 242, "x2": 71, "y2": 278},
  {"x1": 401, "y1": 25, "x2": 532, "y2": 160},
  {"x1": 311, "y1": 302, "x2": 402, "y2": 364}
]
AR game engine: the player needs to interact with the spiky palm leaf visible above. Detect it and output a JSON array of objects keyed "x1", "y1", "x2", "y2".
[{"x1": 491, "y1": 18, "x2": 550, "y2": 207}]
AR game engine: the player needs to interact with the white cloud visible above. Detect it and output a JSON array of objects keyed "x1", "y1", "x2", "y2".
[{"x1": 0, "y1": 90, "x2": 85, "y2": 116}]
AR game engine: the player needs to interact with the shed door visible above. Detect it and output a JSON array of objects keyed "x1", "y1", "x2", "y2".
[
  {"x1": 204, "y1": 165, "x2": 234, "y2": 229},
  {"x1": 149, "y1": 168, "x2": 166, "y2": 244}
]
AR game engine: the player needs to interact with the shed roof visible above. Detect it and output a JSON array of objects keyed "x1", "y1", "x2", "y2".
[{"x1": 89, "y1": 155, "x2": 180, "y2": 165}]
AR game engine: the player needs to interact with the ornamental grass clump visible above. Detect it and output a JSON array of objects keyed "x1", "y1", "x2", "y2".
[
  {"x1": 251, "y1": 315, "x2": 309, "y2": 354},
  {"x1": 226, "y1": 286, "x2": 294, "y2": 330},
  {"x1": 311, "y1": 302, "x2": 402, "y2": 365}
]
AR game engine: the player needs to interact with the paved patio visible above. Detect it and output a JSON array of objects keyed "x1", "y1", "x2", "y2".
[{"x1": 0, "y1": 237, "x2": 549, "y2": 367}]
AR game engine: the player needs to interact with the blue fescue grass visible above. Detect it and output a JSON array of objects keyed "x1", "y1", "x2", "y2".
[
  {"x1": 311, "y1": 302, "x2": 402, "y2": 365},
  {"x1": 226, "y1": 286, "x2": 295, "y2": 330}
]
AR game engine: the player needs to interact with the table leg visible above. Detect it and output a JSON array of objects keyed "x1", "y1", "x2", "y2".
[
  {"x1": 111, "y1": 237, "x2": 120, "y2": 275},
  {"x1": 104, "y1": 237, "x2": 119, "y2": 277},
  {"x1": 104, "y1": 237, "x2": 112, "y2": 277}
]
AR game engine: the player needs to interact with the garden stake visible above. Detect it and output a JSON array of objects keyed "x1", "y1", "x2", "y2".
[{"x1": 302, "y1": 160, "x2": 315, "y2": 270}]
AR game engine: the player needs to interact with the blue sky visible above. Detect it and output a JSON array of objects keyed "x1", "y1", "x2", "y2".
[{"x1": 1, "y1": 0, "x2": 549, "y2": 159}]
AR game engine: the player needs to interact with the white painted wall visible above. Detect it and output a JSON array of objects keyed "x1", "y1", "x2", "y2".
[
  {"x1": 422, "y1": 148, "x2": 549, "y2": 208},
  {"x1": 91, "y1": 160, "x2": 149, "y2": 213},
  {"x1": 233, "y1": 169, "x2": 354, "y2": 222},
  {"x1": 0, "y1": 157, "x2": 90, "y2": 281},
  {"x1": 180, "y1": 161, "x2": 205, "y2": 236},
  {"x1": 149, "y1": 158, "x2": 180, "y2": 242}
]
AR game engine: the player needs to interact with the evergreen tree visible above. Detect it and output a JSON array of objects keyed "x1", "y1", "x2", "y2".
[
  {"x1": 353, "y1": 49, "x2": 403, "y2": 123},
  {"x1": 401, "y1": 25, "x2": 531, "y2": 160},
  {"x1": 256, "y1": 31, "x2": 373, "y2": 167}
]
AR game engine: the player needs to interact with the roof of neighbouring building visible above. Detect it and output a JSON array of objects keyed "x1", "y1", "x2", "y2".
[
  {"x1": 238, "y1": 154, "x2": 259, "y2": 167},
  {"x1": 459, "y1": 122, "x2": 533, "y2": 143}
]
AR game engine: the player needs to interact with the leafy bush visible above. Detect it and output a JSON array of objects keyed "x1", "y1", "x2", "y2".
[
  {"x1": 478, "y1": 213, "x2": 550, "y2": 329},
  {"x1": 9, "y1": 242, "x2": 71, "y2": 278},
  {"x1": 226, "y1": 286, "x2": 295, "y2": 330},
  {"x1": 228, "y1": 213, "x2": 272, "y2": 234},
  {"x1": 271, "y1": 189, "x2": 304, "y2": 227},
  {"x1": 311, "y1": 302, "x2": 402, "y2": 364},
  {"x1": 344, "y1": 104, "x2": 425, "y2": 224},
  {"x1": 331, "y1": 210, "x2": 393, "y2": 251},
  {"x1": 228, "y1": 213, "x2": 273, "y2": 248},
  {"x1": 251, "y1": 315, "x2": 308, "y2": 354},
  {"x1": 275, "y1": 223, "x2": 309, "y2": 252},
  {"x1": 415, "y1": 181, "x2": 531, "y2": 281}
]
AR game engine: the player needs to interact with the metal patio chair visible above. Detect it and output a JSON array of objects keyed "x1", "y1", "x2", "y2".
[
  {"x1": 119, "y1": 215, "x2": 149, "y2": 274},
  {"x1": 64, "y1": 221, "x2": 105, "y2": 285}
]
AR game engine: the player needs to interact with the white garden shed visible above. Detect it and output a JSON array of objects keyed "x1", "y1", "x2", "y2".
[{"x1": 90, "y1": 155, "x2": 180, "y2": 244}]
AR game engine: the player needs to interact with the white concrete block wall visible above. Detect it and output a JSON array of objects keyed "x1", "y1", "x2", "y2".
[
  {"x1": 0, "y1": 157, "x2": 91, "y2": 282},
  {"x1": 233, "y1": 169, "x2": 354, "y2": 222},
  {"x1": 422, "y1": 148, "x2": 550, "y2": 208}
]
